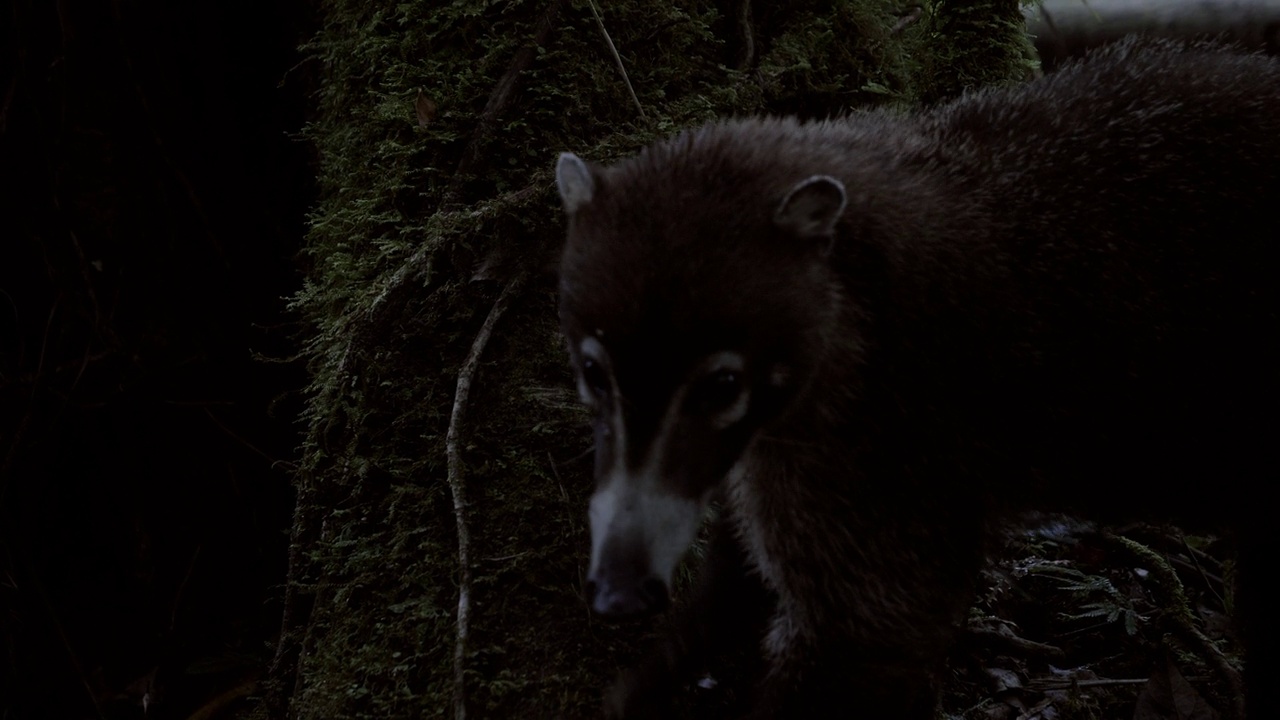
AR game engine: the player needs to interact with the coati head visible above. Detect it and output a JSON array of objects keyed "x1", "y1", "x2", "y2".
[{"x1": 554, "y1": 133, "x2": 849, "y2": 618}]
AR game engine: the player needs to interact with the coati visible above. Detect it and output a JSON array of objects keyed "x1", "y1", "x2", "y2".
[{"x1": 554, "y1": 37, "x2": 1279, "y2": 719}]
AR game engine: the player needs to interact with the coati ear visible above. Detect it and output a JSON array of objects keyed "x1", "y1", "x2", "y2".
[
  {"x1": 556, "y1": 153, "x2": 596, "y2": 215},
  {"x1": 773, "y1": 175, "x2": 847, "y2": 241}
]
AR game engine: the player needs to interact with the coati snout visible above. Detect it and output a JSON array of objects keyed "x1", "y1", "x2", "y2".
[{"x1": 583, "y1": 536, "x2": 670, "y2": 618}]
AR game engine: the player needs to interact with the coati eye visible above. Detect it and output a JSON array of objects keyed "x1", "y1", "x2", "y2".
[
  {"x1": 581, "y1": 357, "x2": 610, "y2": 397},
  {"x1": 690, "y1": 368, "x2": 744, "y2": 415},
  {"x1": 576, "y1": 337, "x2": 613, "y2": 407},
  {"x1": 685, "y1": 351, "x2": 750, "y2": 427}
]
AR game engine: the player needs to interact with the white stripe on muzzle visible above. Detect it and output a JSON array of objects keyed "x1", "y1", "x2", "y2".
[{"x1": 585, "y1": 356, "x2": 705, "y2": 591}]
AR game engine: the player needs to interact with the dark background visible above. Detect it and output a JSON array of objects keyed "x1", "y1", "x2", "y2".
[{"x1": 1, "y1": 1, "x2": 313, "y2": 717}]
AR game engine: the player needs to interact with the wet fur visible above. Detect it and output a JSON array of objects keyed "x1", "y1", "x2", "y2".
[{"x1": 558, "y1": 38, "x2": 1280, "y2": 718}]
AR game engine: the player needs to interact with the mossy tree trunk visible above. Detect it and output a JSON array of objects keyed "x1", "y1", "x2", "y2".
[{"x1": 268, "y1": 1, "x2": 1033, "y2": 718}]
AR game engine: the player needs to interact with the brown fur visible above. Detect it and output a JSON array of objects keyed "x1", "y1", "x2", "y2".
[{"x1": 557, "y1": 37, "x2": 1280, "y2": 718}]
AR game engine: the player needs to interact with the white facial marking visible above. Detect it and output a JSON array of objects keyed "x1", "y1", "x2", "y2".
[
  {"x1": 579, "y1": 336, "x2": 605, "y2": 365},
  {"x1": 587, "y1": 361, "x2": 716, "y2": 586},
  {"x1": 587, "y1": 470, "x2": 704, "y2": 587},
  {"x1": 586, "y1": 349, "x2": 757, "y2": 586}
]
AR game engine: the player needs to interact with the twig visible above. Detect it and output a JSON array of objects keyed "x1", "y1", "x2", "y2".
[
  {"x1": 546, "y1": 451, "x2": 582, "y2": 540},
  {"x1": 546, "y1": 451, "x2": 570, "y2": 506},
  {"x1": 585, "y1": 0, "x2": 646, "y2": 119},
  {"x1": 1030, "y1": 676, "x2": 1157, "y2": 690},
  {"x1": 735, "y1": 0, "x2": 755, "y2": 70},
  {"x1": 446, "y1": 268, "x2": 529, "y2": 720},
  {"x1": 964, "y1": 626, "x2": 1065, "y2": 660},
  {"x1": 1178, "y1": 533, "x2": 1226, "y2": 608}
]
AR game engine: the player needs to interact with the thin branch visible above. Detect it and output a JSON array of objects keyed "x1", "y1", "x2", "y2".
[
  {"x1": 586, "y1": 0, "x2": 646, "y2": 119},
  {"x1": 547, "y1": 451, "x2": 570, "y2": 506},
  {"x1": 446, "y1": 268, "x2": 529, "y2": 720},
  {"x1": 735, "y1": 0, "x2": 755, "y2": 70},
  {"x1": 1178, "y1": 532, "x2": 1225, "y2": 608},
  {"x1": 1030, "y1": 676, "x2": 1156, "y2": 690}
]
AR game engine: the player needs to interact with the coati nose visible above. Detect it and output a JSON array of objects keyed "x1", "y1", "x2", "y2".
[{"x1": 584, "y1": 574, "x2": 670, "y2": 618}]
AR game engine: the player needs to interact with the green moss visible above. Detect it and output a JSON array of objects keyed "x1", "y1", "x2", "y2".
[{"x1": 909, "y1": 0, "x2": 1043, "y2": 102}]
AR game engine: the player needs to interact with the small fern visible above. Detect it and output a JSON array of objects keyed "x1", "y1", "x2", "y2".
[{"x1": 1027, "y1": 562, "x2": 1142, "y2": 636}]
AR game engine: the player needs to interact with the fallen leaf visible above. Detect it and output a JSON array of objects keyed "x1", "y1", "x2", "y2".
[{"x1": 1133, "y1": 655, "x2": 1219, "y2": 720}]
